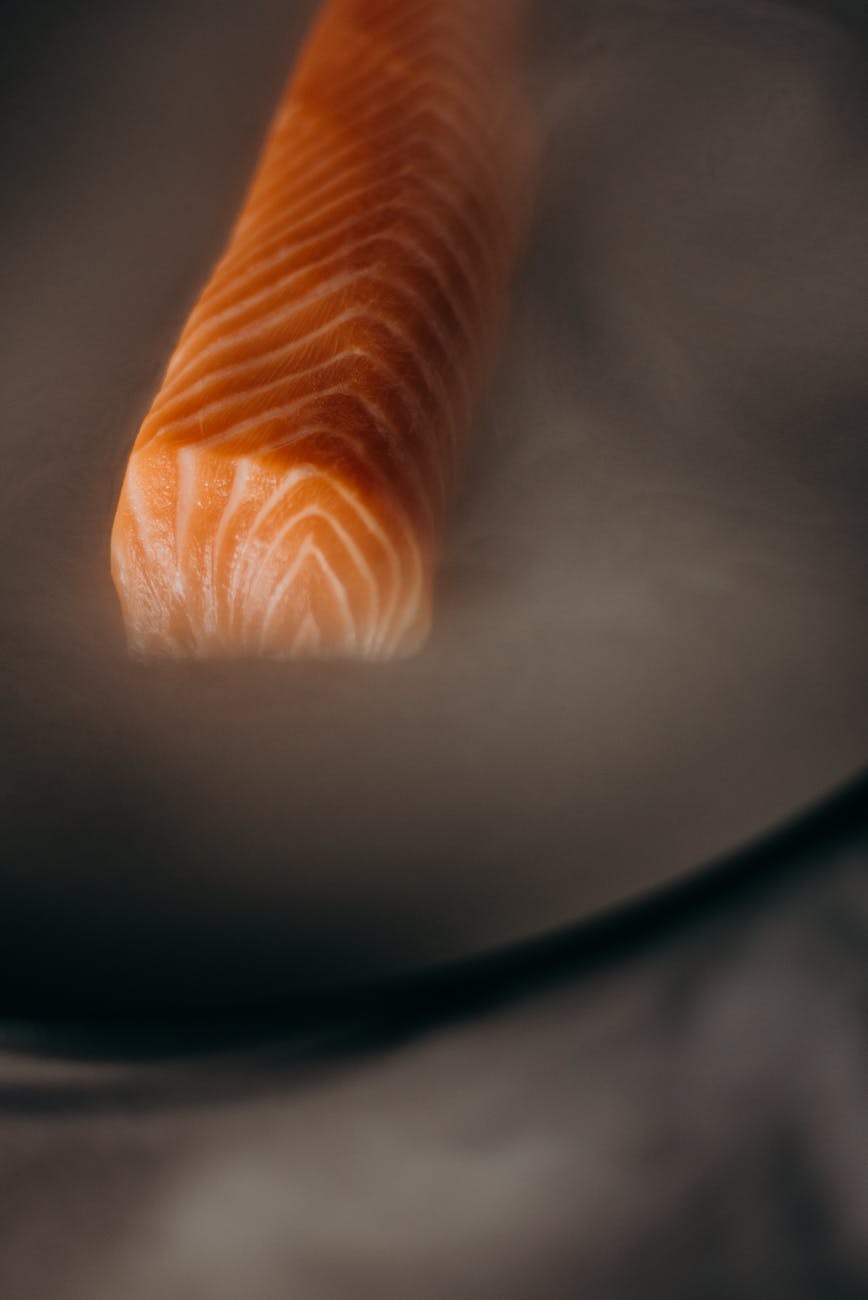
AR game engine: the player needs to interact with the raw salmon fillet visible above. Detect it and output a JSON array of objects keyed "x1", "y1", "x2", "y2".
[{"x1": 111, "y1": 0, "x2": 530, "y2": 658}]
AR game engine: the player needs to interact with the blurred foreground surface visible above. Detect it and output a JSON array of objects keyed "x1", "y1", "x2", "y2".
[{"x1": 0, "y1": 785, "x2": 865, "y2": 1298}]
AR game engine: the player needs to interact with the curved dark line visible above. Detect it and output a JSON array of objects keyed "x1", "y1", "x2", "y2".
[{"x1": 0, "y1": 767, "x2": 864, "y2": 1114}]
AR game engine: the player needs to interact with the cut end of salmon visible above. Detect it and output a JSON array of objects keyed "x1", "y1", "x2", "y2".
[
  {"x1": 109, "y1": 0, "x2": 533, "y2": 662},
  {"x1": 110, "y1": 443, "x2": 433, "y2": 660}
]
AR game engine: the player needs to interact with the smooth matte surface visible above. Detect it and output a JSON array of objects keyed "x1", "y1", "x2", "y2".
[
  {"x1": 1, "y1": 0, "x2": 867, "y2": 1010},
  {"x1": 0, "y1": 785, "x2": 865, "y2": 1298}
]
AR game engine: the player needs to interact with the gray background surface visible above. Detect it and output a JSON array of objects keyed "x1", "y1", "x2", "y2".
[
  {"x1": 0, "y1": 0, "x2": 866, "y2": 1294},
  {"x1": 1, "y1": 0, "x2": 867, "y2": 1009}
]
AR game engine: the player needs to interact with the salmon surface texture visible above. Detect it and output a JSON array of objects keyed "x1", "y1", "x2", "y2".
[{"x1": 110, "y1": 0, "x2": 530, "y2": 659}]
